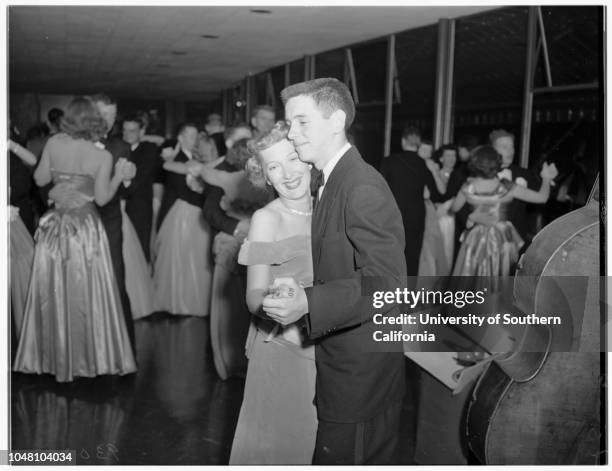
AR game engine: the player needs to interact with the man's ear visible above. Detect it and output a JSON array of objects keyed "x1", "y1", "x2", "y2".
[
  {"x1": 250, "y1": 116, "x2": 257, "y2": 129},
  {"x1": 329, "y1": 109, "x2": 346, "y2": 134}
]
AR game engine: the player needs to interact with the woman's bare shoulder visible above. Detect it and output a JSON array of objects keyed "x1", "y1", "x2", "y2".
[{"x1": 250, "y1": 201, "x2": 282, "y2": 242}]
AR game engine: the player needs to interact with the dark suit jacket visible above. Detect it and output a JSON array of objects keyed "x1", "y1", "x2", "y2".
[
  {"x1": 201, "y1": 159, "x2": 241, "y2": 236},
  {"x1": 97, "y1": 136, "x2": 131, "y2": 231},
  {"x1": 124, "y1": 142, "x2": 163, "y2": 261},
  {"x1": 379, "y1": 151, "x2": 444, "y2": 276},
  {"x1": 305, "y1": 146, "x2": 407, "y2": 423},
  {"x1": 95, "y1": 135, "x2": 134, "y2": 342}
]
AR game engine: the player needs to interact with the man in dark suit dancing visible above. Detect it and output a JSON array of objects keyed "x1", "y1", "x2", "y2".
[
  {"x1": 92, "y1": 94, "x2": 136, "y2": 353},
  {"x1": 263, "y1": 78, "x2": 407, "y2": 464},
  {"x1": 379, "y1": 128, "x2": 444, "y2": 275},
  {"x1": 490, "y1": 129, "x2": 543, "y2": 241},
  {"x1": 122, "y1": 113, "x2": 163, "y2": 262}
]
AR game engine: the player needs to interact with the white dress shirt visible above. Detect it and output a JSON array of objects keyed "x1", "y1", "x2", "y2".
[{"x1": 319, "y1": 142, "x2": 352, "y2": 199}]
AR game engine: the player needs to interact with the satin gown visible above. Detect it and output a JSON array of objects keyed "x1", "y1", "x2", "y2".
[
  {"x1": 418, "y1": 198, "x2": 450, "y2": 277},
  {"x1": 121, "y1": 200, "x2": 155, "y2": 319},
  {"x1": 452, "y1": 179, "x2": 524, "y2": 277},
  {"x1": 229, "y1": 235, "x2": 317, "y2": 465},
  {"x1": 10, "y1": 207, "x2": 35, "y2": 340},
  {"x1": 13, "y1": 171, "x2": 137, "y2": 382}
]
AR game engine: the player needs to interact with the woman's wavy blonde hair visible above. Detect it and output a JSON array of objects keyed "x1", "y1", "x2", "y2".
[{"x1": 245, "y1": 120, "x2": 290, "y2": 188}]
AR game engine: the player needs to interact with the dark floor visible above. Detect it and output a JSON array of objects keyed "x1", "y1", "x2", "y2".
[{"x1": 11, "y1": 312, "x2": 421, "y2": 465}]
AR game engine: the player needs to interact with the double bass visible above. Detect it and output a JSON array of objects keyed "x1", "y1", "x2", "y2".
[{"x1": 466, "y1": 177, "x2": 603, "y2": 464}]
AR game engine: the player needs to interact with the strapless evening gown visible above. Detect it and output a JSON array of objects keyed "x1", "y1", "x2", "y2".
[
  {"x1": 13, "y1": 171, "x2": 137, "y2": 382},
  {"x1": 453, "y1": 180, "x2": 524, "y2": 277}
]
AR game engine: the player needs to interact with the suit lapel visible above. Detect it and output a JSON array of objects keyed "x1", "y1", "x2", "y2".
[{"x1": 312, "y1": 147, "x2": 358, "y2": 269}]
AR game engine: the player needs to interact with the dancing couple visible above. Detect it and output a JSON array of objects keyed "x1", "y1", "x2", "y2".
[{"x1": 230, "y1": 78, "x2": 407, "y2": 464}]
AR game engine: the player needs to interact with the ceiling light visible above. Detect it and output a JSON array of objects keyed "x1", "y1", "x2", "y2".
[
  {"x1": 250, "y1": 9, "x2": 272, "y2": 14},
  {"x1": 200, "y1": 34, "x2": 219, "y2": 39}
]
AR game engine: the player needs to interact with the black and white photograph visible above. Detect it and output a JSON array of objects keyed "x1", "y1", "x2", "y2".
[{"x1": 4, "y1": 2, "x2": 606, "y2": 466}]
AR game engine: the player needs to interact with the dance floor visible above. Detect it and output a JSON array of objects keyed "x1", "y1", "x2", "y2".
[{"x1": 11, "y1": 313, "x2": 420, "y2": 465}]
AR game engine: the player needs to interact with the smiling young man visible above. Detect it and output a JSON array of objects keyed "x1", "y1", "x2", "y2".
[{"x1": 262, "y1": 78, "x2": 407, "y2": 464}]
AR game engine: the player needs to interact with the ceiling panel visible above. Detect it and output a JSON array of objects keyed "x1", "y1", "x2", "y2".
[{"x1": 8, "y1": 5, "x2": 493, "y2": 101}]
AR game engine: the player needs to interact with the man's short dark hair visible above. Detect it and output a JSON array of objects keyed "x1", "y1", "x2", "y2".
[
  {"x1": 281, "y1": 78, "x2": 355, "y2": 130},
  {"x1": 123, "y1": 113, "x2": 145, "y2": 129},
  {"x1": 402, "y1": 125, "x2": 421, "y2": 140},
  {"x1": 47, "y1": 108, "x2": 64, "y2": 127},
  {"x1": 176, "y1": 122, "x2": 198, "y2": 136}
]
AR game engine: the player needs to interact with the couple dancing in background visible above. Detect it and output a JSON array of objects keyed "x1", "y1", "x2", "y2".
[
  {"x1": 230, "y1": 78, "x2": 407, "y2": 465},
  {"x1": 13, "y1": 97, "x2": 137, "y2": 382}
]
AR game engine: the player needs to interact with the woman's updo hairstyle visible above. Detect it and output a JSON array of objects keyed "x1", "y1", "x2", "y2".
[
  {"x1": 468, "y1": 145, "x2": 503, "y2": 179},
  {"x1": 245, "y1": 120, "x2": 290, "y2": 188},
  {"x1": 60, "y1": 96, "x2": 107, "y2": 142}
]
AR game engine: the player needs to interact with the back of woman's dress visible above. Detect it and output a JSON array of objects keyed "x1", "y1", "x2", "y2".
[
  {"x1": 452, "y1": 179, "x2": 524, "y2": 277},
  {"x1": 229, "y1": 235, "x2": 317, "y2": 465},
  {"x1": 13, "y1": 171, "x2": 137, "y2": 382}
]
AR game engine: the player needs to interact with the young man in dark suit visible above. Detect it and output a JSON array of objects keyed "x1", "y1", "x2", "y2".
[
  {"x1": 379, "y1": 128, "x2": 445, "y2": 276},
  {"x1": 92, "y1": 94, "x2": 136, "y2": 353},
  {"x1": 122, "y1": 114, "x2": 163, "y2": 262},
  {"x1": 263, "y1": 78, "x2": 407, "y2": 464},
  {"x1": 490, "y1": 129, "x2": 543, "y2": 241}
]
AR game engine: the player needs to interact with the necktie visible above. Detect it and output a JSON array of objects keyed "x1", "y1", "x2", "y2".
[{"x1": 312, "y1": 169, "x2": 325, "y2": 210}]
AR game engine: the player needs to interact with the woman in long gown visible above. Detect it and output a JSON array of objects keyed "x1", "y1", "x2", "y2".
[
  {"x1": 13, "y1": 96, "x2": 137, "y2": 382},
  {"x1": 153, "y1": 123, "x2": 213, "y2": 316},
  {"x1": 432, "y1": 144, "x2": 458, "y2": 269},
  {"x1": 417, "y1": 141, "x2": 449, "y2": 277},
  {"x1": 10, "y1": 205, "x2": 34, "y2": 340},
  {"x1": 229, "y1": 121, "x2": 317, "y2": 464},
  {"x1": 451, "y1": 145, "x2": 558, "y2": 278},
  {"x1": 8, "y1": 140, "x2": 37, "y2": 340}
]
